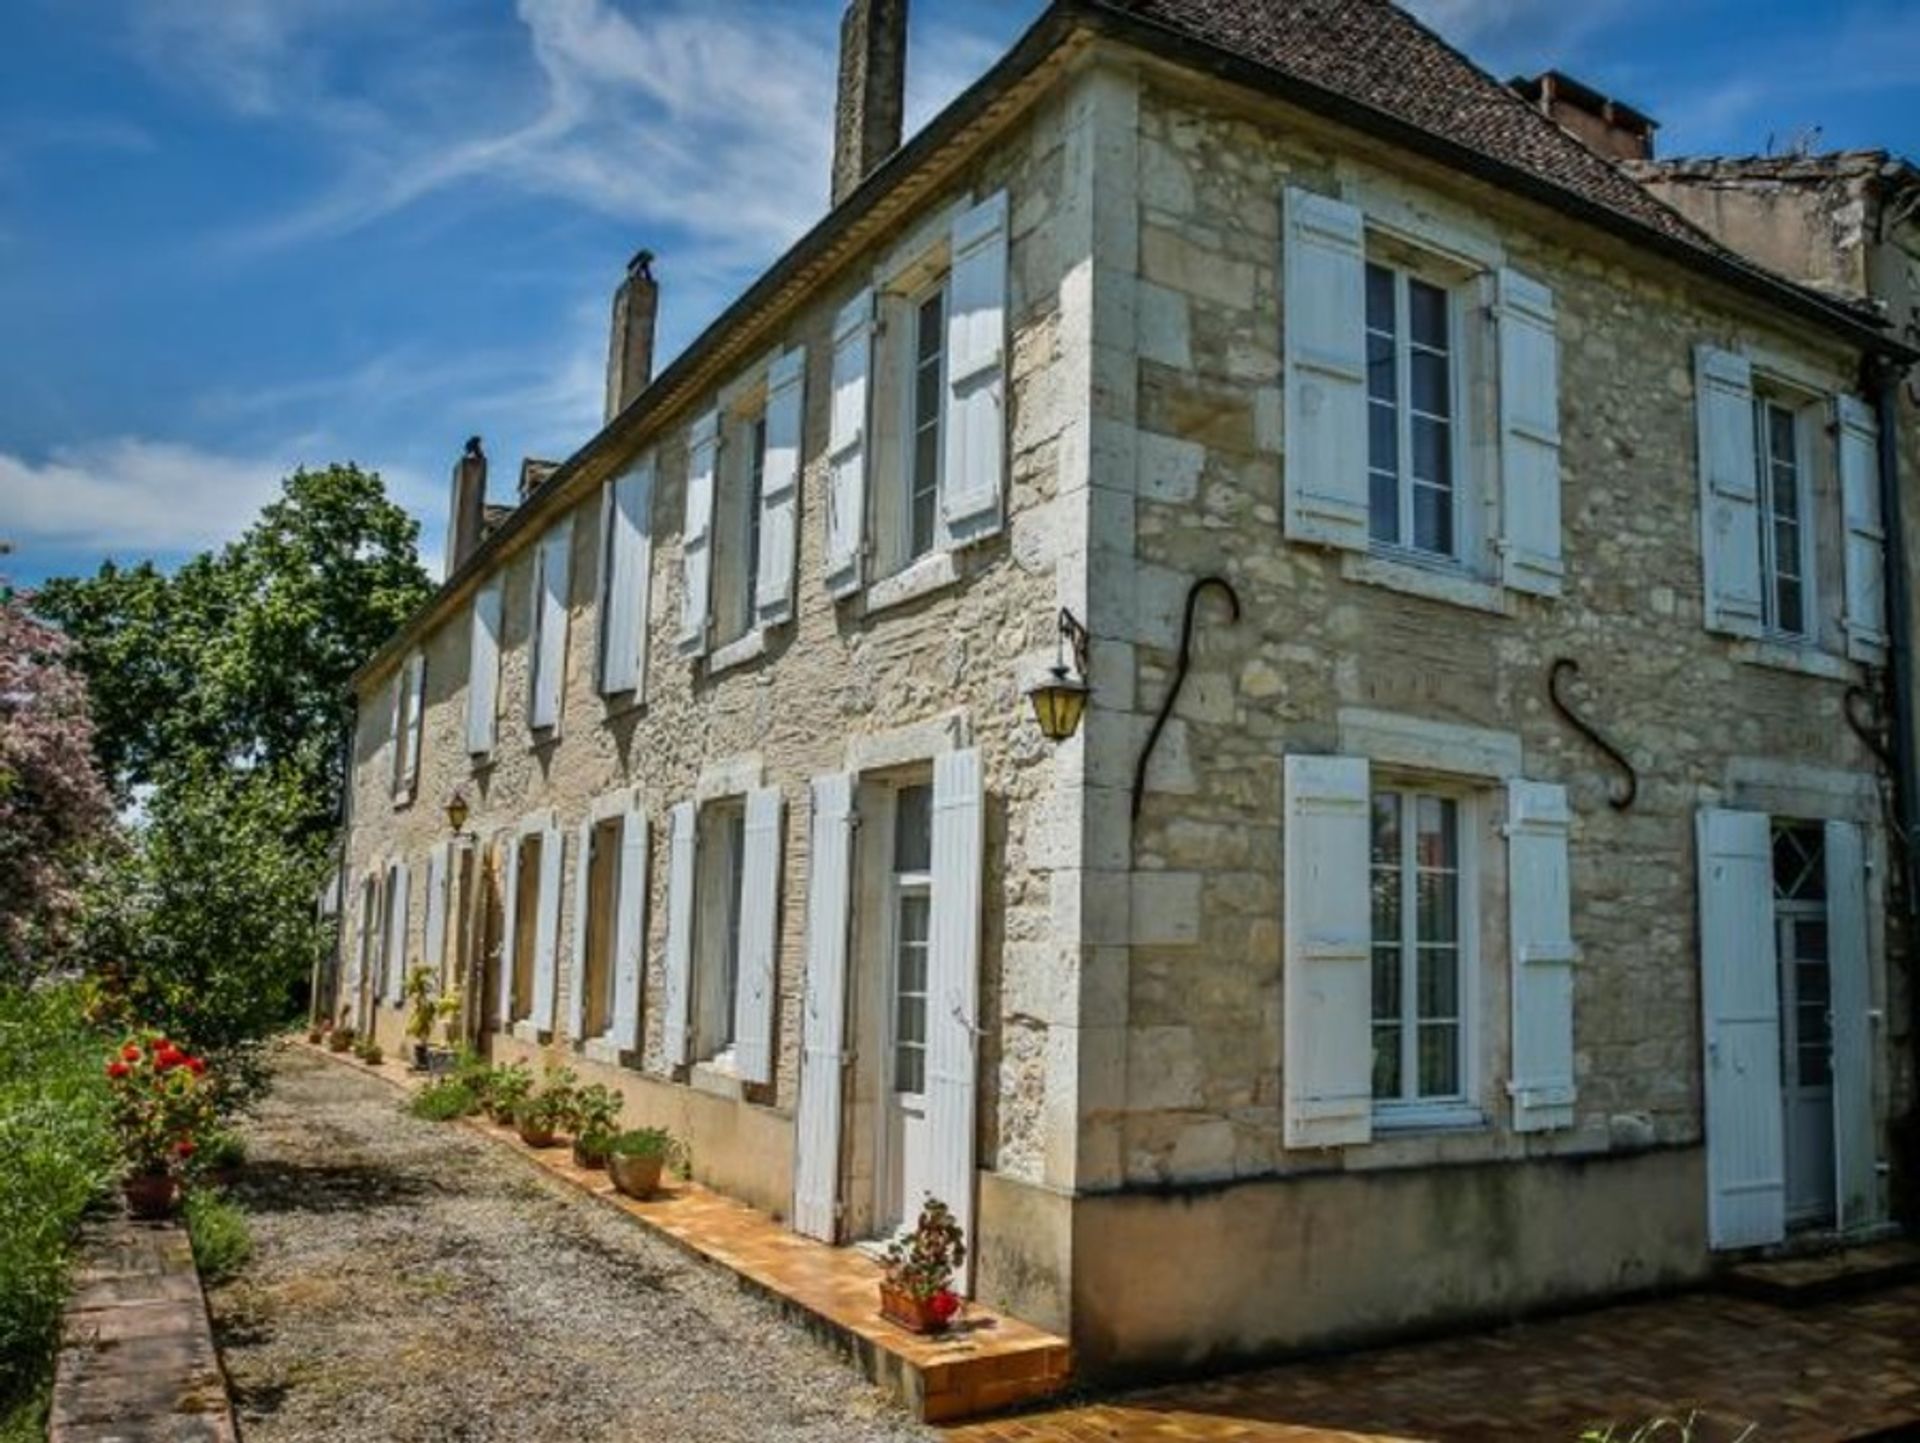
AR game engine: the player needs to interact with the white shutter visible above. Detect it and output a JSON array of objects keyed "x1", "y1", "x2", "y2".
[
  {"x1": 662, "y1": 800, "x2": 697, "y2": 1070},
  {"x1": 825, "y1": 289, "x2": 874, "y2": 597},
  {"x1": 941, "y1": 191, "x2": 1008, "y2": 541},
  {"x1": 756, "y1": 349, "x2": 806, "y2": 627},
  {"x1": 386, "y1": 673, "x2": 404, "y2": 797},
  {"x1": 793, "y1": 773, "x2": 854, "y2": 1242},
  {"x1": 612, "y1": 802, "x2": 649, "y2": 1053},
  {"x1": 568, "y1": 816, "x2": 594, "y2": 1041},
  {"x1": 927, "y1": 748, "x2": 984, "y2": 1288},
  {"x1": 497, "y1": 835, "x2": 521, "y2": 1024},
  {"x1": 1506, "y1": 780, "x2": 1577, "y2": 1131},
  {"x1": 423, "y1": 842, "x2": 449, "y2": 986},
  {"x1": 398, "y1": 652, "x2": 426, "y2": 799},
  {"x1": 679, "y1": 410, "x2": 719, "y2": 653},
  {"x1": 733, "y1": 787, "x2": 784, "y2": 1085},
  {"x1": 1496, "y1": 269, "x2": 1564, "y2": 596},
  {"x1": 1695, "y1": 347, "x2": 1763, "y2": 637},
  {"x1": 1281, "y1": 188, "x2": 1369, "y2": 551},
  {"x1": 530, "y1": 518, "x2": 572, "y2": 731},
  {"x1": 598, "y1": 458, "x2": 655, "y2": 696},
  {"x1": 385, "y1": 861, "x2": 411, "y2": 1007},
  {"x1": 1282, "y1": 754, "x2": 1372, "y2": 1148},
  {"x1": 467, "y1": 580, "x2": 502, "y2": 757},
  {"x1": 532, "y1": 820, "x2": 563, "y2": 1033},
  {"x1": 1826, "y1": 819, "x2": 1879, "y2": 1231},
  {"x1": 1698, "y1": 807, "x2": 1785, "y2": 1249},
  {"x1": 1837, "y1": 394, "x2": 1888, "y2": 664}
]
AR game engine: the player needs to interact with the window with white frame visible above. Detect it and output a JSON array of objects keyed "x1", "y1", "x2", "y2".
[
  {"x1": 713, "y1": 401, "x2": 770, "y2": 647},
  {"x1": 1754, "y1": 394, "x2": 1811, "y2": 639},
  {"x1": 1365, "y1": 258, "x2": 1460, "y2": 560},
  {"x1": 905, "y1": 285, "x2": 947, "y2": 566},
  {"x1": 1369, "y1": 784, "x2": 1470, "y2": 1112},
  {"x1": 890, "y1": 783, "x2": 933, "y2": 1096},
  {"x1": 692, "y1": 803, "x2": 747, "y2": 1064}
]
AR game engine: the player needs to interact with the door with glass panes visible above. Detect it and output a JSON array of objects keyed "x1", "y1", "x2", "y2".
[
  {"x1": 1774, "y1": 822, "x2": 1835, "y2": 1229},
  {"x1": 879, "y1": 783, "x2": 933, "y2": 1235}
]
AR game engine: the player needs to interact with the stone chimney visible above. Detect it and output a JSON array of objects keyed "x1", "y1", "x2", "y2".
[
  {"x1": 604, "y1": 249, "x2": 659, "y2": 423},
  {"x1": 445, "y1": 437, "x2": 488, "y2": 575},
  {"x1": 830, "y1": 0, "x2": 908, "y2": 207},
  {"x1": 1510, "y1": 71, "x2": 1657, "y2": 163}
]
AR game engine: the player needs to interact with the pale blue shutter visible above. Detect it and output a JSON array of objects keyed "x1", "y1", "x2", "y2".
[
  {"x1": 467, "y1": 580, "x2": 502, "y2": 757},
  {"x1": 530, "y1": 519, "x2": 572, "y2": 730},
  {"x1": 941, "y1": 193, "x2": 1008, "y2": 542},
  {"x1": 598, "y1": 458, "x2": 655, "y2": 696},
  {"x1": 496, "y1": 836, "x2": 521, "y2": 1024},
  {"x1": 1825, "y1": 819, "x2": 1879, "y2": 1231},
  {"x1": 423, "y1": 842, "x2": 449, "y2": 986},
  {"x1": 824, "y1": 291, "x2": 874, "y2": 597},
  {"x1": 1836, "y1": 395, "x2": 1888, "y2": 664},
  {"x1": 1496, "y1": 269, "x2": 1564, "y2": 596},
  {"x1": 611, "y1": 802, "x2": 649, "y2": 1054},
  {"x1": 793, "y1": 773, "x2": 854, "y2": 1242},
  {"x1": 679, "y1": 412, "x2": 719, "y2": 654},
  {"x1": 1281, "y1": 188, "x2": 1369, "y2": 551},
  {"x1": 1506, "y1": 780, "x2": 1576, "y2": 1131},
  {"x1": 733, "y1": 787, "x2": 784, "y2": 1085},
  {"x1": 661, "y1": 801, "x2": 697, "y2": 1070},
  {"x1": 532, "y1": 819, "x2": 563, "y2": 1033},
  {"x1": 756, "y1": 349, "x2": 806, "y2": 627},
  {"x1": 384, "y1": 860, "x2": 411, "y2": 1007},
  {"x1": 926, "y1": 748, "x2": 983, "y2": 1289},
  {"x1": 568, "y1": 816, "x2": 594, "y2": 1041},
  {"x1": 1695, "y1": 347, "x2": 1763, "y2": 637}
]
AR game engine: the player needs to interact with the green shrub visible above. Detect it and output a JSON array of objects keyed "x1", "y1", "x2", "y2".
[
  {"x1": 608, "y1": 1127, "x2": 677, "y2": 1160},
  {"x1": 183, "y1": 1188, "x2": 251, "y2": 1284},
  {"x1": 408, "y1": 1078, "x2": 476, "y2": 1122},
  {"x1": 0, "y1": 985, "x2": 118, "y2": 1422}
]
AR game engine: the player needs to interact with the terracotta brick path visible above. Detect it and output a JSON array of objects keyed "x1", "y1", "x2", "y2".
[{"x1": 948, "y1": 1282, "x2": 1920, "y2": 1442}]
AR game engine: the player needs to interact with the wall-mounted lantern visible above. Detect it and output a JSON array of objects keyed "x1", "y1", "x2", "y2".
[
  {"x1": 445, "y1": 790, "x2": 471, "y2": 836},
  {"x1": 1025, "y1": 608, "x2": 1092, "y2": 742}
]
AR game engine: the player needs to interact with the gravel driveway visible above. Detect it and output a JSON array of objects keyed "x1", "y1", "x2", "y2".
[{"x1": 208, "y1": 1047, "x2": 933, "y2": 1443}]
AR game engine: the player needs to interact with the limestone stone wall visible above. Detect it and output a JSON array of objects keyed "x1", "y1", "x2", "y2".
[
  {"x1": 1073, "y1": 67, "x2": 1898, "y2": 1205},
  {"x1": 339, "y1": 75, "x2": 1097, "y2": 1220}
]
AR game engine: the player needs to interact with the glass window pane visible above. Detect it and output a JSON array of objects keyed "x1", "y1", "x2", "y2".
[
  {"x1": 1796, "y1": 917, "x2": 1828, "y2": 961},
  {"x1": 1417, "y1": 946, "x2": 1459, "y2": 1018},
  {"x1": 1411, "y1": 415, "x2": 1452, "y2": 487},
  {"x1": 1370, "y1": 470, "x2": 1400, "y2": 545},
  {"x1": 1799, "y1": 1043, "x2": 1831, "y2": 1088},
  {"x1": 1409, "y1": 279, "x2": 1448, "y2": 351},
  {"x1": 916, "y1": 291, "x2": 944, "y2": 364},
  {"x1": 1372, "y1": 946, "x2": 1403, "y2": 1021},
  {"x1": 1411, "y1": 349, "x2": 1450, "y2": 418},
  {"x1": 1372, "y1": 1023, "x2": 1402, "y2": 1099},
  {"x1": 1415, "y1": 795, "x2": 1457, "y2": 868},
  {"x1": 1416, "y1": 873, "x2": 1457, "y2": 944},
  {"x1": 895, "y1": 1040, "x2": 925, "y2": 1095},
  {"x1": 1371, "y1": 792, "x2": 1402, "y2": 864},
  {"x1": 1775, "y1": 576, "x2": 1804, "y2": 636},
  {"x1": 1367, "y1": 332, "x2": 1397, "y2": 402},
  {"x1": 1768, "y1": 405, "x2": 1796, "y2": 467},
  {"x1": 1368, "y1": 401, "x2": 1398, "y2": 472},
  {"x1": 1366, "y1": 263, "x2": 1396, "y2": 334},
  {"x1": 894, "y1": 786, "x2": 932, "y2": 873},
  {"x1": 1413, "y1": 484, "x2": 1453, "y2": 555},
  {"x1": 1418, "y1": 1022, "x2": 1460, "y2": 1097}
]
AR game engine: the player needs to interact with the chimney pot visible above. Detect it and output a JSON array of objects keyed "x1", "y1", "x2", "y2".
[
  {"x1": 831, "y1": 0, "x2": 908, "y2": 207},
  {"x1": 446, "y1": 437, "x2": 489, "y2": 575},
  {"x1": 605, "y1": 252, "x2": 660, "y2": 423},
  {"x1": 1509, "y1": 70, "x2": 1657, "y2": 163}
]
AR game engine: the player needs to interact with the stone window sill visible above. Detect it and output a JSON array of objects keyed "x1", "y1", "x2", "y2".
[
  {"x1": 864, "y1": 550, "x2": 959, "y2": 616},
  {"x1": 707, "y1": 626, "x2": 769, "y2": 676},
  {"x1": 599, "y1": 689, "x2": 647, "y2": 723},
  {"x1": 689, "y1": 1057, "x2": 744, "y2": 1100},
  {"x1": 392, "y1": 785, "x2": 416, "y2": 811},
  {"x1": 1343, "y1": 551, "x2": 1512, "y2": 616},
  {"x1": 1730, "y1": 638, "x2": 1857, "y2": 683},
  {"x1": 1371, "y1": 1103, "x2": 1486, "y2": 1133},
  {"x1": 509, "y1": 1020, "x2": 549, "y2": 1045},
  {"x1": 578, "y1": 1035, "x2": 626, "y2": 1067}
]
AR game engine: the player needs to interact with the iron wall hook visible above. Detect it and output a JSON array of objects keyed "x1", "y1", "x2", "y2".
[
  {"x1": 1133, "y1": 576, "x2": 1241, "y2": 822},
  {"x1": 1547, "y1": 657, "x2": 1638, "y2": 811}
]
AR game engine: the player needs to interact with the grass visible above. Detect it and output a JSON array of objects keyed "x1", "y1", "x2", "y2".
[
  {"x1": 183, "y1": 1187, "x2": 253, "y2": 1284},
  {"x1": 0, "y1": 984, "x2": 119, "y2": 1436},
  {"x1": 407, "y1": 1077, "x2": 477, "y2": 1121}
]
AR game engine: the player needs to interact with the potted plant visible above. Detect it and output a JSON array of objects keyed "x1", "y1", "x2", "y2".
[
  {"x1": 607, "y1": 1127, "x2": 677, "y2": 1199},
  {"x1": 353, "y1": 1035, "x2": 384, "y2": 1066},
  {"x1": 568, "y1": 1084, "x2": 624, "y2": 1169},
  {"x1": 878, "y1": 1198, "x2": 967, "y2": 1335},
  {"x1": 305, "y1": 1020, "x2": 325, "y2": 1045},
  {"x1": 403, "y1": 965, "x2": 459, "y2": 1071},
  {"x1": 483, "y1": 1061, "x2": 533, "y2": 1123},
  {"x1": 327, "y1": 1023, "x2": 356, "y2": 1054},
  {"x1": 514, "y1": 1088, "x2": 570, "y2": 1148},
  {"x1": 105, "y1": 1033, "x2": 215, "y2": 1219}
]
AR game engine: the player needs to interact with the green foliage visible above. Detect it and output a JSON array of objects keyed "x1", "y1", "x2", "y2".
[
  {"x1": 183, "y1": 1187, "x2": 252, "y2": 1284},
  {"x1": 0, "y1": 985, "x2": 117, "y2": 1418},
  {"x1": 607, "y1": 1126, "x2": 676, "y2": 1160},
  {"x1": 1579, "y1": 1417, "x2": 1752, "y2": 1442},
  {"x1": 480, "y1": 1062, "x2": 533, "y2": 1119},
  {"x1": 565, "y1": 1082, "x2": 622, "y2": 1139},
  {"x1": 881, "y1": 1197, "x2": 968, "y2": 1302},
  {"x1": 409, "y1": 1078, "x2": 478, "y2": 1121}
]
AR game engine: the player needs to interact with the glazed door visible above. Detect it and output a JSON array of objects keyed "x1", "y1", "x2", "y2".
[
  {"x1": 1779, "y1": 906, "x2": 1835, "y2": 1227},
  {"x1": 878, "y1": 783, "x2": 934, "y2": 1237}
]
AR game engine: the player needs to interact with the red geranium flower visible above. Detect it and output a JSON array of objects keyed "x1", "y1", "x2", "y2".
[
  {"x1": 175, "y1": 1138, "x2": 196, "y2": 1158},
  {"x1": 155, "y1": 1051, "x2": 181, "y2": 1072},
  {"x1": 106, "y1": 1060, "x2": 130, "y2": 1079},
  {"x1": 121, "y1": 1043, "x2": 140, "y2": 1062},
  {"x1": 186, "y1": 1057, "x2": 207, "y2": 1076},
  {"x1": 928, "y1": 1289, "x2": 960, "y2": 1322}
]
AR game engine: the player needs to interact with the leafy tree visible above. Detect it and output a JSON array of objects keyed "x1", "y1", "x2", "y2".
[{"x1": 0, "y1": 592, "x2": 113, "y2": 974}]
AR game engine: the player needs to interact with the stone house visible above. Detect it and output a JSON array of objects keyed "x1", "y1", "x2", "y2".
[{"x1": 326, "y1": 0, "x2": 1918, "y2": 1378}]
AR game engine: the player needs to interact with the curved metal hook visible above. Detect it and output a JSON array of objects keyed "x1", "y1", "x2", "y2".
[
  {"x1": 1133, "y1": 576, "x2": 1242, "y2": 822},
  {"x1": 1547, "y1": 657, "x2": 1638, "y2": 812}
]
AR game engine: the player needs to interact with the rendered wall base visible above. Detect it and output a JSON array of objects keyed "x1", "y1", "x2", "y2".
[
  {"x1": 975, "y1": 1170, "x2": 1075, "y2": 1335},
  {"x1": 1067, "y1": 1145, "x2": 1710, "y2": 1379}
]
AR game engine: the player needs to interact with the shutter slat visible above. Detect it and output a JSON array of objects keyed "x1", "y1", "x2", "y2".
[
  {"x1": 1282, "y1": 188, "x2": 1370, "y2": 551},
  {"x1": 679, "y1": 411, "x2": 720, "y2": 653},
  {"x1": 793, "y1": 773, "x2": 854, "y2": 1242},
  {"x1": 757, "y1": 349, "x2": 806, "y2": 627},
  {"x1": 599, "y1": 459, "x2": 655, "y2": 695},
  {"x1": 1506, "y1": 780, "x2": 1577, "y2": 1131},
  {"x1": 612, "y1": 803, "x2": 649, "y2": 1053},
  {"x1": 1695, "y1": 347, "x2": 1763, "y2": 637},
  {"x1": 1282, "y1": 754, "x2": 1372, "y2": 1148},
  {"x1": 1496, "y1": 269, "x2": 1564, "y2": 596},
  {"x1": 467, "y1": 580, "x2": 502, "y2": 757},
  {"x1": 1837, "y1": 394, "x2": 1888, "y2": 664},
  {"x1": 532, "y1": 822, "x2": 563, "y2": 1033},
  {"x1": 568, "y1": 817, "x2": 594, "y2": 1041},
  {"x1": 733, "y1": 787, "x2": 784, "y2": 1085},
  {"x1": 1826, "y1": 819, "x2": 1879, "y2": 1231},
  {"x1": 825, "y1": 290, "x2": 874, "y2": 597},
  {"x1": 1698, "y1": 807, "x2": 1784, "y2": 1249},
  {"x1": 662, "y1": 801, "x2": 697, "y2": 1071},
  {"x1": 941, "y1": 192, "x2": 1008, "y2": 542},
  {"x1": 530, "y1": 520, "x2": 573, "y2": 730},
  {"x1": 926, "y1": 749, "x2": 983, "y2": 1290}
]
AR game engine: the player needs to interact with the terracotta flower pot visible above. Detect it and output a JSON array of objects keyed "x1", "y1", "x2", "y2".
[
  {"x1": 572, "y1": 1138, "x2": 610, "y2": 1171},
  {"x1": 124, "y1": 1173, "x2": 178, "y2": 1220},
  {"x1": 517, "y1": 1121, "x2": 557, "y2": 1148},
  {"x1": 608, "y1": 1153, "x2": 664, "y2": 1199},
  {"x1": 878, "y1": 1283, "x2": 950, "y2": 1335},
  {"x1": 327, "y1": 1033, "x2": 353, "y2": 1053}
]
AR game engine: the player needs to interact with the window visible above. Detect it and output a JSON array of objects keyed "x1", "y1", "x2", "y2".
[
  {"x1": 891, "y1": 784, "x2": 933, "y2": 1096},
  {"x1": 580, "y1": 816, "x2": 623, "y2": 1040},
  {"x1": 510, "y1": 832, "x2": 542, "y2": 1023},
  {"x1": 693, "y1": 804, "x2": 747, "y2": 1063},
  {"x1": 1366, "y1": 262, "x2": 1457, "y2": 558},
  {"x1": 1370, "y1": 787, "x2": 1466, "y2": 1108},
  {"x1": 907, "y1": 287, "x2": 946, "y2": 563},
  {"x1": 744, "y1": 414, "x2": 767, "y2": 622},
  {"x1": 1755, "y1": 398, "x2": 1810, "y2": 638}
]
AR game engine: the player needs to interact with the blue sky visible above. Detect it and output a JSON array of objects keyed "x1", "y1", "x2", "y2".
[{"x1": 3, "y1": 0, "x2": 1916, "y2": 588}]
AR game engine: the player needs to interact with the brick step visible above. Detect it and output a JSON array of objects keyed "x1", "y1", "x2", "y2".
[
  {"x1": 1721, "y1": 1237, "x2": 1920, "y2": 1309},
  {"x1": 311, "y1": 1042, "x2": 1072, "y2": 1423}
]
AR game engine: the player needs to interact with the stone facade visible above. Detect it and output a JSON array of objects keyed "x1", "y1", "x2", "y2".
[{"x1": 333, "y1": 37, "x2": 1914, "y2": 1380}]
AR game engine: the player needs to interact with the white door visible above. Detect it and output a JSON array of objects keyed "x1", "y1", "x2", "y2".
[
  {"x1": 1774, "y1": 822, "x2": 1836, "y2": 1229},
  {"x1": 1698, "y1": 807, "x2": 1786, "y2": 1250},
  {"x1": 880, "y1": 783, "x2": 933, "y2": 1236}
]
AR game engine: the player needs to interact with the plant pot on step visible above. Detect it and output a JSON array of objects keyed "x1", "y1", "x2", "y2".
[
  {"x1": 608, "y1": 1152, "x2": 664, "y2": 1199},
  {"x1": 123, "y1": 1172, "x2": 178, "y2": 1220},
  {"x1": 517, "y1": 1120, "x2": 557, "y2": 1148},
  {"x1": 878, "y1": 1284, "x2": 953, "y2": 1335},
  {"x1": 327, "y1": 1031, "x2": 354, "y2": 1053},
  {"x1": 410, "y1": 1041, "x2": 431, "y2": 1072},
  {"x1": 572, "y1": 1138, "x2": 610, "y2": 1171}
]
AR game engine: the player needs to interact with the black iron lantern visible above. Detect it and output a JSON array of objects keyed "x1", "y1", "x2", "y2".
[
  {"x1": 1025, "y1": 608, "x2": 1091, "y2": 742},
  {"x1": 445, "y1": 790, "x2": 471, "y2": 835}
]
